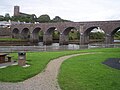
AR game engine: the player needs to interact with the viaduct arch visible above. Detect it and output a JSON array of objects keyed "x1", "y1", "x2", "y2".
[{"x1": 10, "y1": 20, "x2": 120, "y2": 45}]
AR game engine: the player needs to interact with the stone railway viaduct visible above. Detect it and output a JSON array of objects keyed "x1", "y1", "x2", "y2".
[{"x1": 11, "y1": 20, "x2": 120, "y2": 45}]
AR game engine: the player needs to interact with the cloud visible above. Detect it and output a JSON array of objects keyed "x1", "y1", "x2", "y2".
[{"x1": 0, "y1": 0, "x2": 120, "y2": 21}]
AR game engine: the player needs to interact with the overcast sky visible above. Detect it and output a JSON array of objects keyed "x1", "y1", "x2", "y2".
[{"x1": 0, "y1": 0, "x2": 120, "y2": 22}]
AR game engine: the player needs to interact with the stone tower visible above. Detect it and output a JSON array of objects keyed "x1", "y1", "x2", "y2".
[{"x1": 14, "y1": 6, "x2": 20, "y2": 16}]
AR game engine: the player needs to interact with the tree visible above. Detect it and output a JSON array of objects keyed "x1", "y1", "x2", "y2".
[
  {"x1": 52, "y1": 16, "x2": 63, "y2": 22},
  {"x1": 0, "y1": 15, "x2": 4, "y2": 21},
  {"x1": 11, "y1": 13, "x2": 37, "y2": 23},
  {"x1": 69, "y1": 30, "x2": 79, "y2": 40},
  {"x1": 89, "y1": 32, "x2": 105, "y2": 39},
  {"x1": 31, "y1": 14, "x2": 37, "y2": 23},
  {"x1": 38, "y1": 14, "x2": 51, "y2": 23},
  {"x1": 52, "y1": 16, "x2": 72, "y2": 22},
  {"x1": 5, "y1": 13, "x2": 10, "y2": 18},
  {"x1": 52, "y1": 31, "x2": 60, "y2": 40},
  {"x1": 4, "y1": 13, "x2": 11, "y2": 21},
  {"x1": 11, "y1": 15, "x2": 33, "y2": 23}
]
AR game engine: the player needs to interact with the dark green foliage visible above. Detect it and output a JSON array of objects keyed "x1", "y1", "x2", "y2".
[
  {"x1": 39, "y1": 31, "x2": 43, "y2": 41},
  {"x1": 0, "y1": 15, "x2": 4, "y2": 21},
  {"x1": 52, "y1": 16, "x2": 63, "y2": 22},
  {"x1": 52, "y1": 31, "x2": 60, "y2": 40},
  {"x1": 0, "y1": 13, "x2": 37, "y2": 23},
  {"x1": 52, "y1": 16, "x2": 72, "y2": 22},
  {"x1": 4, "y1": 13, "x2": 11, "y2": 21},
  {"x1": 89, "y1": 32, "x2": 105, "y2": 39},
  {"x1": 0, "y1": 13, "x2": 72, "y2": 23},
  {"x1": 11, "y1": 15, "x2": 36, "y2": 23},
  {"x1": 0, "y1": 38, "x2": 25, "y2": 41},
  {"x1": 38, "y1": 14, "x2": 51, "y2": 23},
  {"x1": 69, "y1": 30, "x2": 80, "y2": 40}
]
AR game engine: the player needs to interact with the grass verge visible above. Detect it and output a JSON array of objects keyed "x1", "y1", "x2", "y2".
[
  {"x1": 0, "y1": 38, "x2": 26, "y2": 41},
  {"x1": 58, "y1": 48, "x2": 120, "y2": 90}
]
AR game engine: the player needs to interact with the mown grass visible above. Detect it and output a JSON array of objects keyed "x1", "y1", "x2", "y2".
[
  {"x1": 58, "y1": 48, "x2": 120, "y2": 90},
  {"x1": 0, "y1": 38, "x2": 26, "y2": 41},
  {"x1": 0, "y1": 50, "x2": 86, "y2": 82},
  {"x1": 0, "y1": 48, "x2": 120, "y2": 83}
]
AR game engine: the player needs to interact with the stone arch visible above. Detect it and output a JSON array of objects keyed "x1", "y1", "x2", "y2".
[
  {"x1": 84, "y1": 27, "x2": 98, "y2": 35},
  {"x1": 46, "y1": 27, "x2": 56, "y2": 35},
  {"x1": 21, "y1": 28, "x2": 30, "y2": 39},
  {"x1": 60, "y1": 27, "x2": 79, "y2": 45},
  {"x1": 12, "y1": 28, "x2": 20, "y2": 38},
  {"x1": 52, "y1": 29, "x2": 60, "y2": 43},
  {"x1": 110, "y1": 27, "x2": 120, "y2": 43},
  {"x1": 62, "y1": 27, "x2": 78, "y2": 35},
  {"x1": 32, "y1": 27, "x2": 41, "y2": 42},
  {"x1": 43, "y1": 27, "x2": 60, "y2": 45},
  {"x1": 111, "y1": 27, "x2": 120, "y2": 36},
  {"x1": 84, "y1": 26, "x2": 105, "y2": 44}
]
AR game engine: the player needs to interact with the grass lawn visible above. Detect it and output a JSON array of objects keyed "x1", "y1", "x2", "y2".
[
  {"x1": 0, "y1": 38, "x2": 26, "y2": 41},
  {"x1": 0, "y1": 48, "x2": 120, "y2": 85},
  {"x1": 0, "y1": 50, "x2": 87, "y2": 82},
  {"x1": 58, "y1": 48, "x2": 120, "y2": 90}
]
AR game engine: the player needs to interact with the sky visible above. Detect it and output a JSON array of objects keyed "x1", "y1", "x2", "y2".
[{"x1": 0, "y1": 0, "x2": 120, "y2": 22}]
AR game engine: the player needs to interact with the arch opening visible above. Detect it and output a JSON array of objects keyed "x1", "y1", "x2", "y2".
[
  {"x1": 111, "y1": 27, "x2": 120, "y2": 43},
  {"x1": 62, "y1": 27, "x2": 80, "y2": 44},
  {"x1": 21, "y1": 28, "x2": 30, "y2": 40},
  {"x1": 39, "y1": 30, "x2": 43, "y2": 42},
  {"x1": 45, "y1": 27, "x2": 60, "y2": 44},
  {"x1": 32, "y1": 27, "x2": 41, "y2": 42},
  {"x1": 46, "y1": 27, "x2": 56, "y2": 35},
  {"x1": 84, "y1": 27, "x2": 105, "y2": 44},
  {"x1": 12, "y1": 28, "x2": 19, "y2": 38},
  {"x1": 52, "y1": 29, "x2": 60, "y2": 43}
]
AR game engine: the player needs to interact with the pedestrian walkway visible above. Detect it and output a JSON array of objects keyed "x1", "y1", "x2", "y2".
[{"x1": 0, "y1": 53, "x2": 92, "y2": 90}]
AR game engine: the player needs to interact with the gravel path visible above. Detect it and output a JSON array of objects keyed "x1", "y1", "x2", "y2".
[{"x1": 0, "y1": 53, "x2": 91, "y2": 90}]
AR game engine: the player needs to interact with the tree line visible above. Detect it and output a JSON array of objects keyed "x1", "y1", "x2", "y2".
[{"x1": 0, "y1": 13, "x2": 72, "y2": 23}]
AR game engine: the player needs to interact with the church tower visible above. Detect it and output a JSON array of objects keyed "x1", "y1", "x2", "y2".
[{"x1": 14, "y1": 6, "x2": 20, "y2": 16}]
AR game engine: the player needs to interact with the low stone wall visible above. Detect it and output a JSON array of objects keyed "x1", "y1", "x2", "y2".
[{"x1": 0, "y1": 27, "x2": 11, "y2": 36}]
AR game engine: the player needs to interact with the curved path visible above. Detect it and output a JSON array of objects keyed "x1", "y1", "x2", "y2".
[{"x1": 0, "y1": 53, "x2": 91, "y2": 90}]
